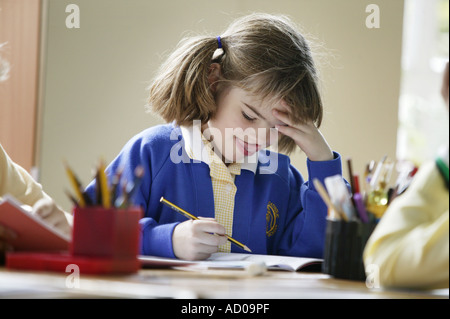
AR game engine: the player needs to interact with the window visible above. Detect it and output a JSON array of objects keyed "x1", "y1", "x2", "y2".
[{"x1": 397, "y1": 0, "x2": 449, "y2": 165}]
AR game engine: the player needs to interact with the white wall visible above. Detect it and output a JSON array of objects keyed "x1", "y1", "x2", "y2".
[{"x1": 39, "y1": 0, "x2": 404, "y2": 211}]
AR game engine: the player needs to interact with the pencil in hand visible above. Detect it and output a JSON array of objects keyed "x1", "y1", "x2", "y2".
[{"x1": 160, "y1": 197, "x2": 252, "y2": 253}]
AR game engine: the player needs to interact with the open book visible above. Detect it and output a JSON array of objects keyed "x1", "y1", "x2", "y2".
[
  {"x1": 0, "y1": 195, "x2": 70, "y2": 251},
  {"x1": 139, "y1": 252, "x2": 322, "y2": 272},
  {"x1": 205, "y1": 252, "x2": 322, "y2": 272}
]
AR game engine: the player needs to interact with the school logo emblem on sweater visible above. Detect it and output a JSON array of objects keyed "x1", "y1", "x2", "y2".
[{"x1": 266, "y1": 201, "x2": 279, "y2": 237}]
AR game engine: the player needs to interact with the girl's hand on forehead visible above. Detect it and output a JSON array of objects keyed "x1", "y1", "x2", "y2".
[{"x1": 273, "y1": 103, "x2": 333, "y2": 162}]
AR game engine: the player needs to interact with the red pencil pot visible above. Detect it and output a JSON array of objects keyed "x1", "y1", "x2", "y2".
[{"x1": 70, "y1": 206, "x2": 142, "y2": 260}]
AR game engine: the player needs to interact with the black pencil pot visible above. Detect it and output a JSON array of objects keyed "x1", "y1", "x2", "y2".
[{"x1": 322, "y1": 219, "x2": 377, "y2": 281}]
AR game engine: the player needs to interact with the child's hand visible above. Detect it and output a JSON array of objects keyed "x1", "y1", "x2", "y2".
[
  {"x1": 32, "y1": 199, "x2": 72, "y2": 238},
  {"x1": 172, "y1": 218, "x2": 228, "y2": 260},
  {"x1": 273, "y1": 105, "x2": 333, "y2": 162}
]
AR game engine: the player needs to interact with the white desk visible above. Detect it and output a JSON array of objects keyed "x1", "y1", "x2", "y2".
[{"x1": 0, "y1": 267, "x2": 447, "y2": 299}]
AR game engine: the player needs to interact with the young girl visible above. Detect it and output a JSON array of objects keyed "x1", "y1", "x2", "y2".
[{"x1": 86, "y1": 13, "x2": 345, "y2": 260}]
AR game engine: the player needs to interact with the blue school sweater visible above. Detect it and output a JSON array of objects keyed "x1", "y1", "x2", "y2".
[{"x1": 85, "y1": 123, "x2": 344, "y2": 259}]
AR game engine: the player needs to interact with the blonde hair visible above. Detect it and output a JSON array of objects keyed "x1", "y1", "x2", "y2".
[{"x1": 148, "y1": 13, "x2": 323, "y2": 154}]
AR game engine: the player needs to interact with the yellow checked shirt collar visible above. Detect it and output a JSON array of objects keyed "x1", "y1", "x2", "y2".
[
  {"x1": 180, "y1": 124, "x2": 258, "y2": 174},
  {"x1": 202, "y1": 135, "x2": 242, "y2": 180}
]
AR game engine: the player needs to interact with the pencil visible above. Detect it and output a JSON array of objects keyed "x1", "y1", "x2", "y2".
[
  {"x1": 98, "y1": 160, "x2": 110, "y2": 208},
  {"x1": 64, "y1": 189, "x2": 79, "y2": 207},
  {"x1": 95, "y1": 170, "x2": 103, "y2": 206},
  {"x1": 353, "y1": 173, "x2": 361, "y2": 194},
  {"x1": 347, "y1": 157, "x2": 355, "y2": 195},
  {"x1": 64, "y1": 161, "x2": 86, "y2": 207},
  {"x1": 160, "y1": 197, "x2": 252, "y2": 253}
]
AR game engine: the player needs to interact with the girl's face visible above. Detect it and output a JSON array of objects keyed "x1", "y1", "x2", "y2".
[{"x1": 204, "y1": 86, "x2": 288, "y2": 163}]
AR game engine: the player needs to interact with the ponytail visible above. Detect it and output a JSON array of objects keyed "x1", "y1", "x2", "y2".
[{"x1": 148, "y1": 36, "x2": 220, "y2": 125}]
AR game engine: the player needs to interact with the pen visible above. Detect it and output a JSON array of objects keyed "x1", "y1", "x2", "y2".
[
  {"x1": 160, "y1": 197, "x2": 252, "y2": 253},
  {"x1": 352, "y1": 192, "x2": 369, "y2": 223},
  {"x1": 347, "y1": 157, "x2": 356, "y2": 196},
  {"x1": 353, "y1": 173, "x2": 361, "y2": 194}
]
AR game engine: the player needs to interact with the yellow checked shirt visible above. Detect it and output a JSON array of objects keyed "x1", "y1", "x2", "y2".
[
  {"x1": 180, "y1": 125, "x2": 251, "y2": 253},
  {"x1": 202, "y1": 136, "x2": 241, "y2": 253}
]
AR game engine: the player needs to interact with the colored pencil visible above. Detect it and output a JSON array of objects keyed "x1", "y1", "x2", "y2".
[{"x1": 64, "y1": 161, "x2": 86, "y2": 207}]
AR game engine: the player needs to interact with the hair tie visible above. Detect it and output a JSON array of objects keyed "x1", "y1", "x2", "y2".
[{"x1": 216, "y1": 36, "x2": 223, "y2": 49}]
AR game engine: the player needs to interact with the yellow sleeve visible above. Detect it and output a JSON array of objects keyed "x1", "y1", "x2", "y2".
[
  {"x1": 0, "y1": 144, "x2": 51, "y2": 206},
  {"x1": 363, "y1": 161, "x2": 449, "y2": 289}
]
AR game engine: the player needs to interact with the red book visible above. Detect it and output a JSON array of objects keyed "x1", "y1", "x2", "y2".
[{"x1": 0, "y1": 195, "x2": 69, "y2": 251}]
